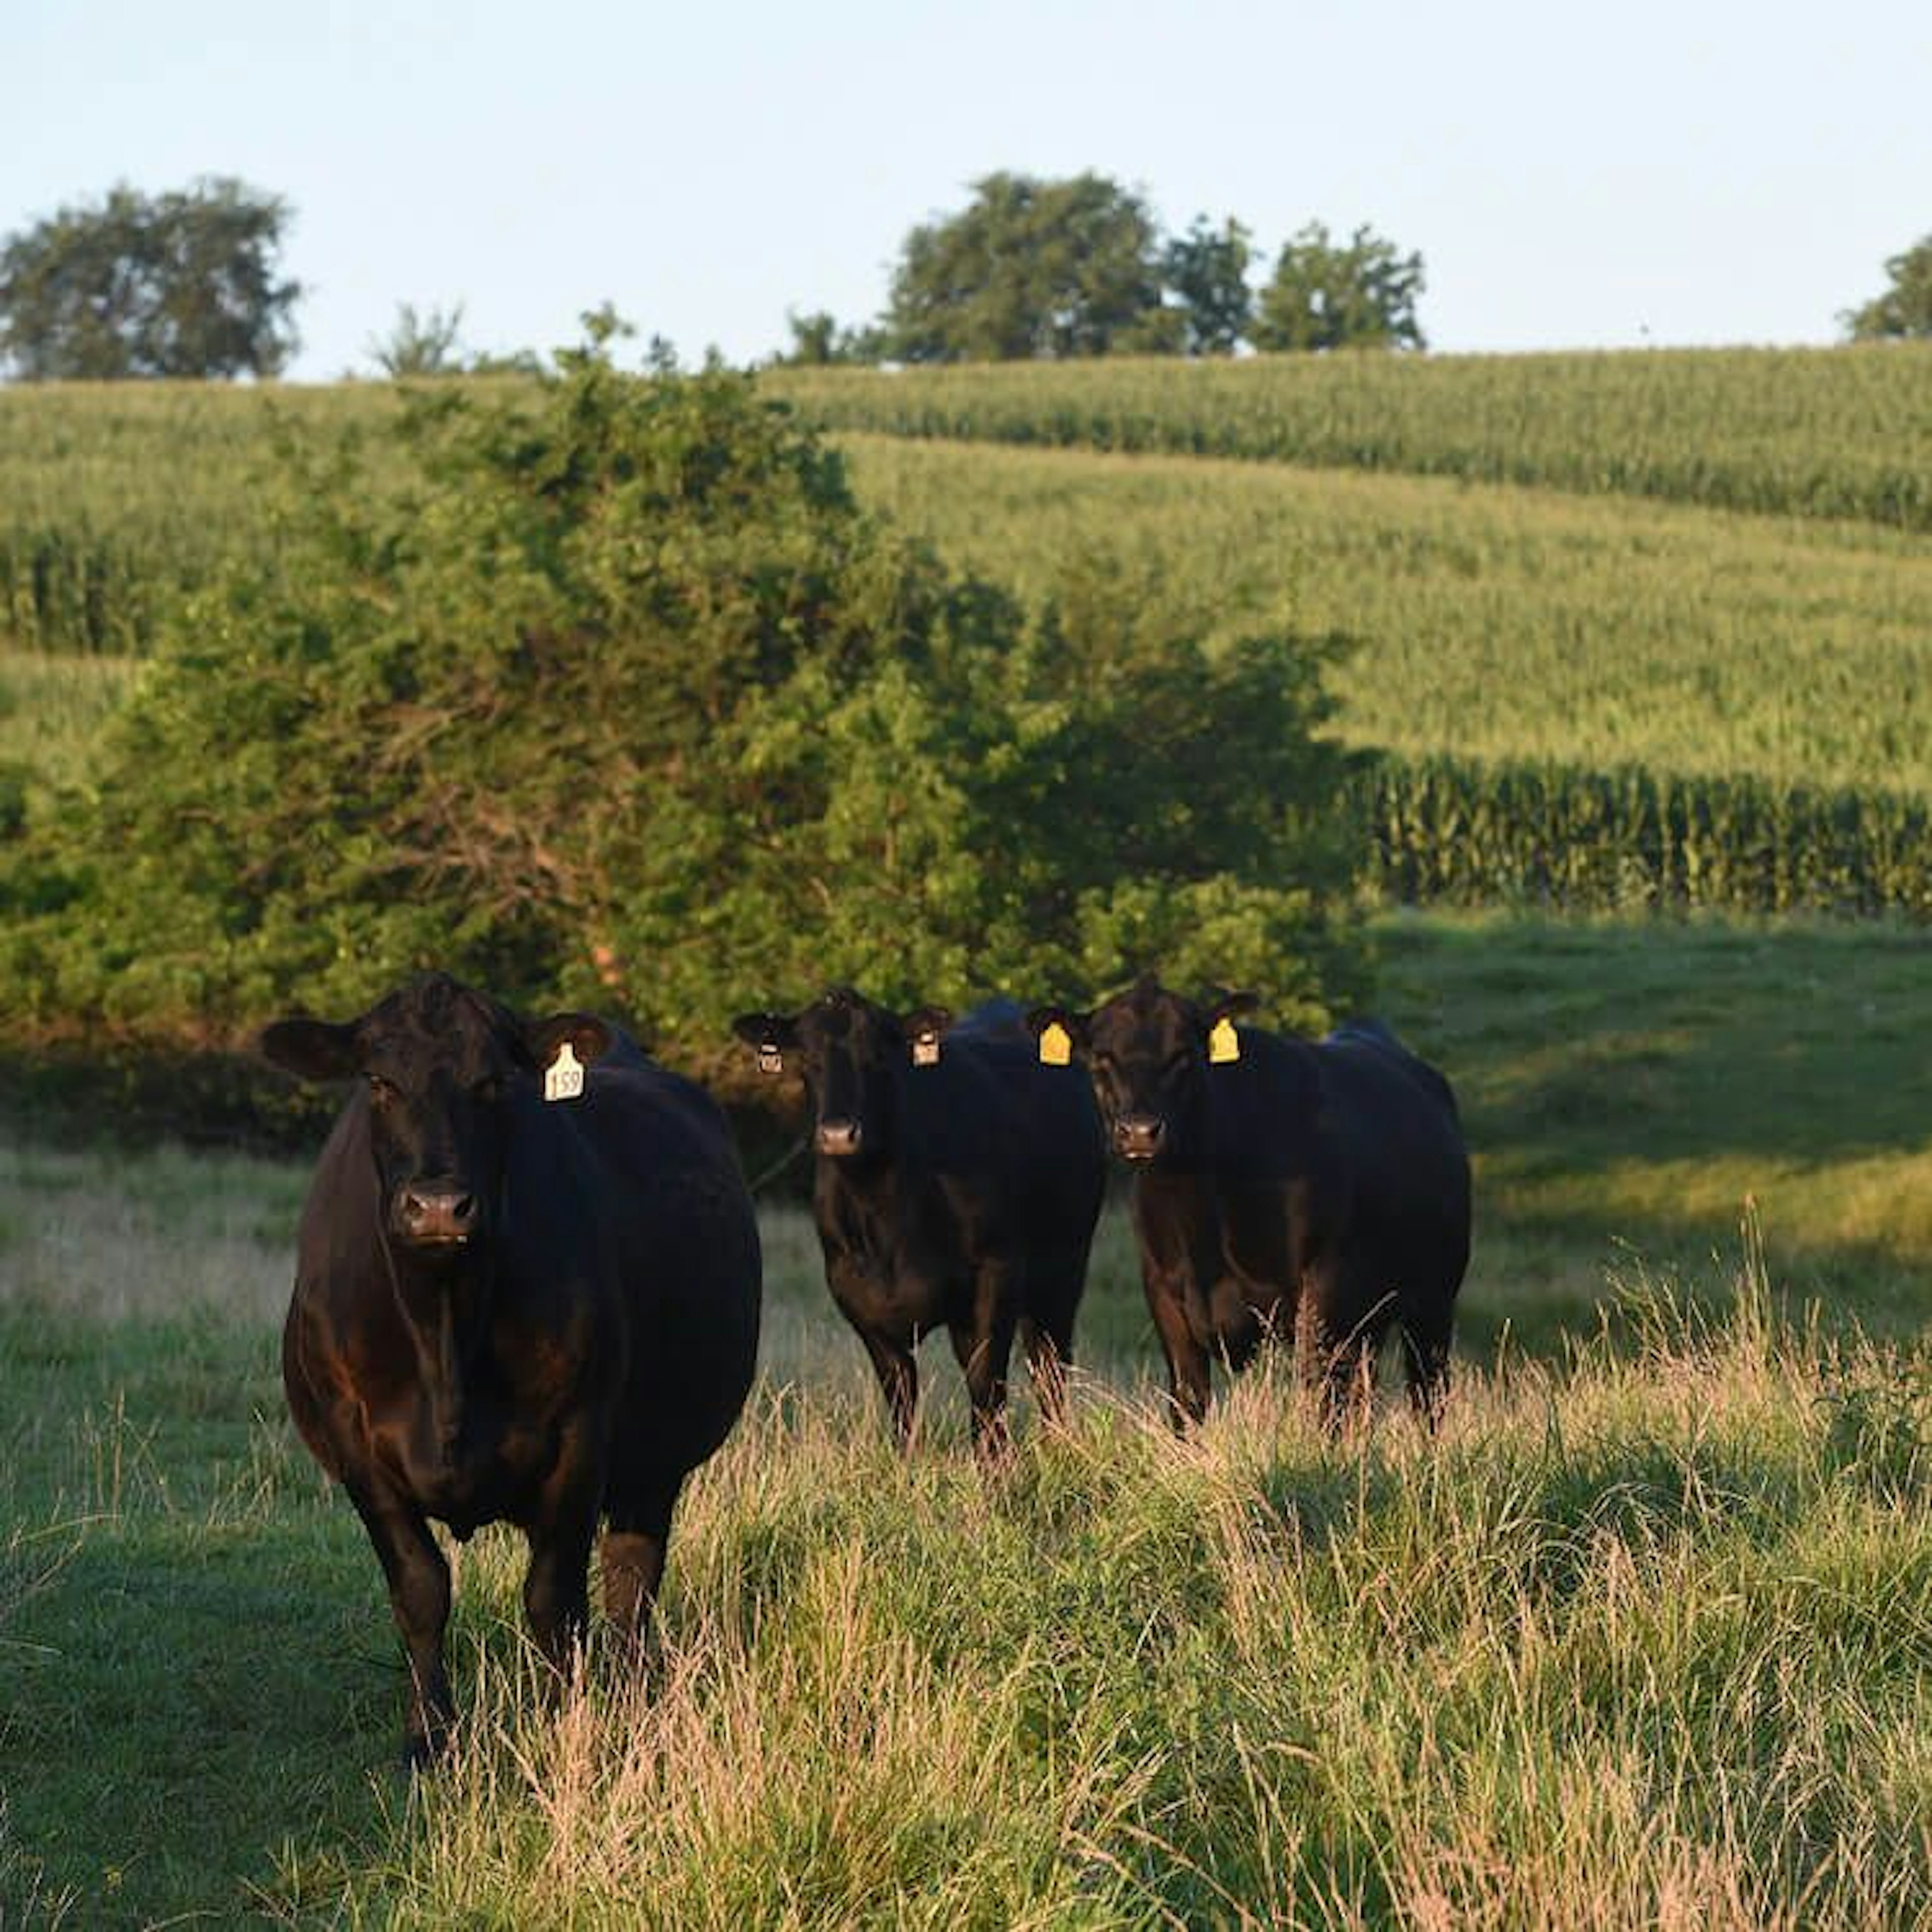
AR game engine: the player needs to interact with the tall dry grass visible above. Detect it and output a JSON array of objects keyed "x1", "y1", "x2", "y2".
[{"x1": 303, "y1": 1251, "x2": 1932, "y2": 1928}]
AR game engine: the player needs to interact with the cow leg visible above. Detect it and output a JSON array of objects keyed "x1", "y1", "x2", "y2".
[
  {"x1": 1401, "y1": 1303, "x2": 1455, "y2": 1431},
  {"x1": 522, "y1": 1480, "x2": 601, "y2": 1687},
  {"x1": 952, "y1": 1278, "x2": 1020, "y2": 1462},
  {"x1": 1021, "y1": 1257, "x2": 1082, "y2": 1428},
  {"x1": 1318, "y1": 1334, "x2": 1377, "y2": 1435},
  {"x1": 1145, "y1": 1276, "x2": 1212, "y2": 1431},
  {"x1": 858, "y1": 1329, "x2": 920, "y2": 1449},
  {"x1": 602, "y1": 1475, "x2": 681, "y2": 1662},
  {"x1": 348, "y1": 1485, "x2": 454, "y2": 1769},
  {"x1": 1020, "y1": 1316, "x2": 1071, "y2": 1429}
]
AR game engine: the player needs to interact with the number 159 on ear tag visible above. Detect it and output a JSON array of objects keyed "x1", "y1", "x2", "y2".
[{"x1": 544, "y1": 1041, "x2": 586, "y2": 1102}]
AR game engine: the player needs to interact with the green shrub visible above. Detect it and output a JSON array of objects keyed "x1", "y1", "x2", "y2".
[{"x1": 0, "y1": 339, "x2": 1360, "y2": 1077}]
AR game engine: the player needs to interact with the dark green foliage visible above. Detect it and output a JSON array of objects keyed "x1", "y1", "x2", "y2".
[
  {"x1": 886, "y1": 171, "x2": 1167, "y2": 362},
  {"x1": 1160, "y1": 213, "x2": 1255, "y2": 355},
  {"x1": 1253, "y1": 220, "x2": 1427, "y2": 352},
  {"x1": 0, "y1": 341, "x2": 1359, "y2": 1069},
  {"x1": 1362, "y1": 754, "x2": 1932, "y2": 916},
  {"x1": 776, "y1": 309, "x2": 889, "y2": 367},
  {"x1": 367, "y1": 300, "x2": 467, "y2": 376},
  {"x1": 1842, "y1": 233, "x2": 1932, "y2": 341},
  {"x1": 0, "y1": 178, "x2": 302, "y2": 381}
]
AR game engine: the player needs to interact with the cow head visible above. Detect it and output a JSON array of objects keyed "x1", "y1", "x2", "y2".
[
  {"x1": 732, "y1": 988, "x2": 950, "y2": 1162},
  {"x1": 1028, "y1": 976, "x2": 1256, "y2": 1164},
  {"x1": 261, "y1": 973, "x2": 612, "y2": 1258}
]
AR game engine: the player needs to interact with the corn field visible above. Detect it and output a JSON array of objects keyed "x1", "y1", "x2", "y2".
[
  {"x1": 1360, "y1": 755, "x2": 1932, "y2": 916},
  {"x1": 772, "y1": 342, "x2": 1932, "y2": 528}
]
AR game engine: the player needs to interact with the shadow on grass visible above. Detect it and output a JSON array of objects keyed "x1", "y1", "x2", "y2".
[{"x1": 3, "y1": 1513, "x2": 398, "y2": 1927}]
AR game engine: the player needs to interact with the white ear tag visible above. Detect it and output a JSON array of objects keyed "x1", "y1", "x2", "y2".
[
  {"x1": 911, "y1": 1029, "x2": 941, "y2": 1068},
  {"x1": 757, "y1": 1041, "x2": 784, "y2": 1076},
  {"x1": 1038, "y1": 1021, "x2": 1073, "y2": 1067},
  {"x1": 544, "y1": 1040, "x2": 587, "y2": 1102},
  {"x1": 1208, "y1": 1017, "x2": 1241, "y2": 1065}
]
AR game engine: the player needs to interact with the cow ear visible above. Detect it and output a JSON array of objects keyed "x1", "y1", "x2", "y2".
[
  {"x1": 1026, "y1": 1005, "x2": 1089, "y2": 1067},
  {"x1": 259, "y1": 1017, "x2": 361, "y2": 1082},
  {"x1": 526, "y1": 1013, "x2": 613, "y2": 1071},
  {"x1": 1201, "y1": 989, "x2": 1260, "y2": 1025},
  {"x1": 731, "y1": 1011, "x2": 796, "y2": 1074},
  {"x1": 903, "y1": 1005, "x2": 951, "y2": 1068}
]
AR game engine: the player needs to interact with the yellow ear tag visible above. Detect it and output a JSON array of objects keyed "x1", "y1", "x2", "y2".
[
  {"x1": 1208, "y1": 1017, "x2": 1241, "y2": 1065},
  {"x1": 911, "y1": 1030, "x2": 941, "y2": 1068},
  {"x1": 544, "y1": 1040, "x2": 586, "y2": 1103},
  {"x1": 1038, "y1": 1021, "x2": 1072, "y2": 1067}
]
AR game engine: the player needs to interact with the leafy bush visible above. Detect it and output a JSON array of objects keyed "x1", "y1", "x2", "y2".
[{"x1": 0, "y1": 336, "x2": 1361, "y2": 1081}]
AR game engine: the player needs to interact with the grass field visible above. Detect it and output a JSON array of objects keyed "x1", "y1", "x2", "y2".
[{"x1": 7, "y1": 911, "x2": 1932, "y2": 1926}]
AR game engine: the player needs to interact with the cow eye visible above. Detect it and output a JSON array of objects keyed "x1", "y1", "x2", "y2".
[
  {"x1": 474, "y1": 1074, "x2": 504, "y2": 1104},
  {"x1": 367, "y1": 1075, "x2": 398, "y2": 1108}
]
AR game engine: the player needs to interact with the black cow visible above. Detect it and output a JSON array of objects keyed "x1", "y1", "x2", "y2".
[
  {"x1": 1027, "y1": 977, "x2": 1470, "y2": 1430},
  {"x1": 731, "y1": 990, "x2": 1105, "y2": 1455},
  {"x1": 261, "y1": 972, "x2": 760, "y2": 1765}
]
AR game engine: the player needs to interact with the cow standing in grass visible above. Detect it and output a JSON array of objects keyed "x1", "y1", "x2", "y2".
[
  {"x1": 1027, "y1": 977, "x2": 1469, "y2": 1430},
  {"x1": 733, "y1": 991, "x2": 1105, "y2": 1455},
  {"x1": 262, "y1": 972, "x2": 760, "y2": 1766}
]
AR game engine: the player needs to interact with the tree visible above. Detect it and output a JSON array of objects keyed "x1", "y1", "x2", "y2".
[
  {"x1": 1253, "y1": 221, "x2": 1425, "y2": 352},
  {"x1": 1160, "y1": 215, "x2": 1253, "y2": 355},
  {"x1": 0, "y1": 178, "x2": 302, "y2": 380},
  {"x1": 1842, "y1": 234, "x2": 1932, "y2": 340},
  {"x1": 368, "y1": 301, "x2": 466, "y2": 377},
  {"x1": 885, "y1": 172, "x2": 1165, "y2": 362},
  {"x1": 776, "y1": 308, "x2": 889, "y2": 366}
]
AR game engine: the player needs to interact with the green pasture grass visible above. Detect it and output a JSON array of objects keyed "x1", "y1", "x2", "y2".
[
  {"x1": 771, "y1": 341, "x2": 1932, "y2": 529},
  {"x1": 6, "y1": 912, "x2": 1932, "y2": 1924},
  {"x1": 836, "y1": 433, "x2": 1932, "y2": 795},
  {"x1": 6, "y1": 1210, "x2": 1929, "y2": 1926},
  {"x1": 1373, "y1": 910, "x2": 1932, "y2": 1350}
]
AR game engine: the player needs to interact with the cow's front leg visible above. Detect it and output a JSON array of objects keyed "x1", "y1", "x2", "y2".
[
  {"x1": 856, "y1": 1327, "x2": 920, "y2": 1448},
  {"x1": 523, "y1": 1463, "x2": 602, "y2": 1685},
  {"x1": 1144, "y1": 1269, "x2": 1213, "y2": 1430},
  {"x1": 349, "y1": 1483, "x2": 454, "y2": 1769},
  {"x1": 953, "y1": 1264, "x2": 1021, "y2": 1462}
]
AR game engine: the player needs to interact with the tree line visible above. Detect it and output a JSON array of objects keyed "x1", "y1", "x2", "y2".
[
  {"x1": 1, "y1": 172, "x2": 1928, "y2": 382},
  {"x1": 783, "y1": 172, "x2": 1426, "y2": 364}
]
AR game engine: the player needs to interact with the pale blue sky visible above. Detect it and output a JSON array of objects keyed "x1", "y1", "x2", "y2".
[{"x1": 9, "y1": 2, "x2": 1929, "y2": 378}]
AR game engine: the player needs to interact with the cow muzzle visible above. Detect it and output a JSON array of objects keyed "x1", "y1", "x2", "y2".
[
  {"x1": 815, "y1": 1117, "x2": 863, "y2": 1158},
  {"x1": 394, "y1": 1183, "x2": 479, "y2": 1247},
  {"x1": 1112, "y1": 1113, "x2": 1166, "y2": 1162}
]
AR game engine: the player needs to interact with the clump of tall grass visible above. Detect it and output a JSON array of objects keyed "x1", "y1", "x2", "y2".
[{"x1": 334, "y1": 1244, "x2": 1932, "y2": 1929}]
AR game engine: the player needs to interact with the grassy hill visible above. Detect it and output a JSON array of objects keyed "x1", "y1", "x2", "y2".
[
  {"x1": 834, "y1": 433, "x2": 1932, "y2": 794},
  {"x1": 768, "y1": 342, "x2": 1932, "y2": 528}
]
